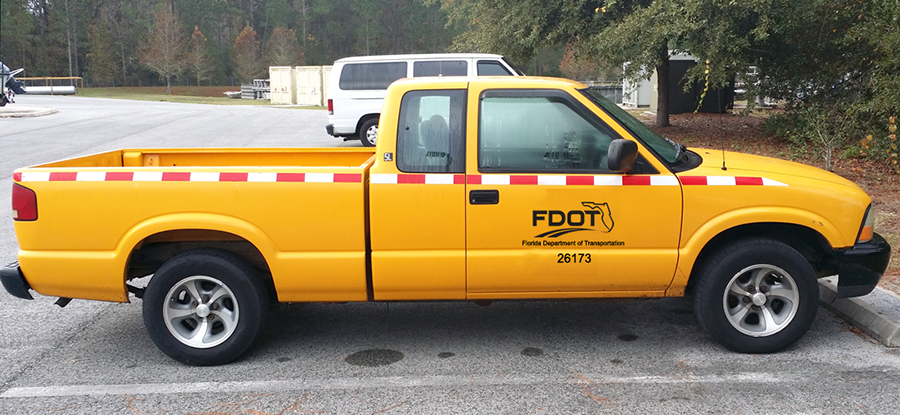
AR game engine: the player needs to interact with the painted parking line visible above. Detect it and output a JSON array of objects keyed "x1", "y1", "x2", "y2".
[{"x1": 0, "y1": 372, "x2": 797, "y2": 398}]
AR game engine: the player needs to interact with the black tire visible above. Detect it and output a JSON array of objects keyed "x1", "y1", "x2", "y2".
[
  {"x1": 359, "y1": 118, "x2": 378, "y2": 147},
  {"x1": 142, "y1": 249, "x2": 269, "y2": 366},
  {"x1": 693, "y1": 238, "x2": 819, "y2": 353}
]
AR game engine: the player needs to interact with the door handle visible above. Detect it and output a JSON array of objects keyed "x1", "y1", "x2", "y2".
[{"x1": 470, "y1": 190, "x2": 499, "y2": 205}]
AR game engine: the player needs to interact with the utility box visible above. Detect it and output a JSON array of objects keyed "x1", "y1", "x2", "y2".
[
  {"x1": 295, "y1": 66, "x2": 323, "y2": 106},
  {"x1": 649, "y1": 53, "x2": 734, "y2": 115},
  {"x1": 294, "y1": 65, "x2": 333, "y2": 107},
  {"x1": 622, "y1": 64, "x2": 653, "y2": 108},
  {"x1": 322, "y1": 66, "x2": 332, "y2": 107},
  {"x1": 267, "y1": 65, "x2": 333, "y2": 106},
  {"x1": 269, "y1": 67, "x2": 296, "y2": 104}
]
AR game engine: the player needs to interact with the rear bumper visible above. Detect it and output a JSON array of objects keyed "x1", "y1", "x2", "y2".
[
  {"x1": 1, "y1": 261, "x2": 33, "y2": 300},
  {"x1": 834, "y1": 233, "x2": 891, "y2": 298},
  {"x1": 328, "y1": 116, "x2": 361, "y2": 137}
]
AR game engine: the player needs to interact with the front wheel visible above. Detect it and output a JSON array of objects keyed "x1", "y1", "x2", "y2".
[
  {"x1": 142, "y1": 249, "x2": 269, "y2": 366},
  {"x1": 359, "y1": 118, "x2": 378, "y2": 147},
  {"x1": 693, "y1": 238, "x2": 819, "y2": 353}
]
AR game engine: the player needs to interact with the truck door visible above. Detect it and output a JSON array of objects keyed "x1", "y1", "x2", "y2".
[
  {"x1": 465, "y1": 87, "x2": 683, "y2": 298},
  {"x1": 369, "y1": 87, "x2": 468, "y2": 300}
]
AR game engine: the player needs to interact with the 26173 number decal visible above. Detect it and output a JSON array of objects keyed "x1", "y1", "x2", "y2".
[{"x1": 557, "y1": 253, "x2": 591, "y2": 263}]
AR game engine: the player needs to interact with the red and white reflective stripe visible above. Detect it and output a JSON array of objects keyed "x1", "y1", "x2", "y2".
[
  {"x1": 465, "y1": 175, "x2": 680, "y2": 186},
  {"x1": 370, "y1": 174, "x2": 466, "y2": 185},
  {"x1": 371, "y1": 174, "x2": 787, "y2": 186},
  {"x1": 370, "y1": 174, "x2": 681, "y2": 186},
  {"x1": 14, "y1": 171, "x2": 362, "y2": 183},
  {"x1": 679, "y1": 176, "x2": 788, "y2": 186}
]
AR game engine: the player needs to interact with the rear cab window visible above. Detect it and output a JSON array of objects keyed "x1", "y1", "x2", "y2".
[{"x1": 397, "y1": 89, "x2": 466, "y2": 173}]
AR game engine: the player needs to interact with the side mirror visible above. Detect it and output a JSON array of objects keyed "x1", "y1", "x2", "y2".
[{"x1": 607, "y1": 139, "x2": 638, "y2": 172}]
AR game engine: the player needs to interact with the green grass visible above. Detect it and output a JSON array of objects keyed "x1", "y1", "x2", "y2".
[{"x1": 76, "y1": 86, "x2": 325, "y2": 109}]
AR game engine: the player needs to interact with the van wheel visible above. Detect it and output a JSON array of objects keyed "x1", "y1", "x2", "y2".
[
  {"x1": 360, "y1": 118, "x2": 378, "y2": 147},
  {"x1": 693, "y1": 238, "x2": 818, "y2": 353},
  {"x1": 142, "y1": 249, "x2": 269, "y2": 366}
]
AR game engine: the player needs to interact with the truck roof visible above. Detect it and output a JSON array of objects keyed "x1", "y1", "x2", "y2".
[{"x1": 388, "y1": 76, "x2": 588, "y2": 90}]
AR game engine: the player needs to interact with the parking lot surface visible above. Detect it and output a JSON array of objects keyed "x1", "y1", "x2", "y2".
[{"x1": 1, "y1": 95, "x2": 899, "y2": 414}]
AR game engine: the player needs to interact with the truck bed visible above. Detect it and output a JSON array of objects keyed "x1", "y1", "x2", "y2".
[{"x1": 13, "y1": 148, "x2": 376, "y2": 303}]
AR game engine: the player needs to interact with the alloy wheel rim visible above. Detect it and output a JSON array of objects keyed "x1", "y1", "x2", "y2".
[
  {"x1": 722, "y1": 264, "x2": 800, "y2": 337},
  {"x1": 162, "y1": 275, "x2": 239, "y2": 348}
]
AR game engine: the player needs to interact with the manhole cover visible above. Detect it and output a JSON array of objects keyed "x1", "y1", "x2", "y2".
[{"x1": 345, "y1": 349, "x2": 404, "y2": 367}]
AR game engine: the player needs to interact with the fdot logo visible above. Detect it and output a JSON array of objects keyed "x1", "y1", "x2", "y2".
[{"x1": 532, "y1": 202, "x2": 614, "y2": 238}]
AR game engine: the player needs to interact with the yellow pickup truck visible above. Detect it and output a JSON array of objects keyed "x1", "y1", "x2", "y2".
[{"x1": 2, "y1": 77, "x2": 891, "y2": 365}]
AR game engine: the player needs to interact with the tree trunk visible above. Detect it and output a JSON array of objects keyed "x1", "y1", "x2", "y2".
[
  {"x1": 166, "y1": 75, "x2": 172, "y2": 95},
  {"x1": 655, "y1": 43, "x2": 670, "y2": 128},
  {"x1": 301, "y1": 0, "x2": 307, "y2": 47},
  {"x1": 120, "y1": 44, "x2": 128, "y2": 86},
  {"x1": 73, "y1": 12, "x2": 80, "y2": 77},
  {"x1": 65, "y1": 0, "x2": 73, "y2": 81}
]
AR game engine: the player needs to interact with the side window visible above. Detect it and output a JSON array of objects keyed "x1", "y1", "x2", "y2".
[
  {"x1": 478, "y1": 91, "x2": 619, "y2": 173},
  {"x1": 413, "y1": 61, "x2": 468, "y2": 77},
  {"x1": 397, "y1": 90, "x2": 466, "y2": 173},
  {"x1": 339, "y1": 62, "x2": 407, "y2": 90},
  {"x1": 477, "y1": 61, "x2": 513, "y2": 76}
]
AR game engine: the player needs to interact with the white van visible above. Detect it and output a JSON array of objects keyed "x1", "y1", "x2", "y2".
[{"x1": 326, "y1": 53, "x2": 522, "y2": 146}]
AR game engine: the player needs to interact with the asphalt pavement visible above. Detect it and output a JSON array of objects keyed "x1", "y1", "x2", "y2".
[{"x1": 1, "y1": 94, "x2": 899, "y2": 414}]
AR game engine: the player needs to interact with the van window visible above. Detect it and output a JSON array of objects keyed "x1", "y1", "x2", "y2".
[
  {"x1": 339, "y1": 62, "x2": 408, "y2": 90},
  {"x1": 397, "y1": 90, "x2": 466, "y2": 173},
  {"x1": 478, "y1": 91, "x2": 619, "y2": 173},
  {"x1": 477, "y1": 61, "x2": 513, "y2": 76},
  {"x1": 413, "y1": 61, "x2": 468, "y2": 77}
]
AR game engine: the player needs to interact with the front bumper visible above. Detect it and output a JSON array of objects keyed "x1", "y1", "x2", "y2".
[
  {"x1": 1, "y1": 261, "x2": 34, "y2": 300},
  {"x1": 834, "y1": 233, "x2": 891, "y2": 298}
]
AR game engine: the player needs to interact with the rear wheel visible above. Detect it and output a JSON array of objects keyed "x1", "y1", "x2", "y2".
[
  {"x1": 359, "y1": 118, "x2": 378, "y2": 147},
  {"x1": 693, "y1": 238, "x2": 819, "y2": 353},
  {"x1": 143, "y1": 249, "x2": 269, "y2": 366}
]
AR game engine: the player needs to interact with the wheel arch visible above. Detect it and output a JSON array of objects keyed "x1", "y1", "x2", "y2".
[
  {"x1": 356, "y1": 113, "x2": 380, "y2": 135},
  {"x1": 681, "y1": 222, "x2": 836, "y2": 296},
  {"x1": 119, "y1": 214, "x2": 278, "y2": 301}
]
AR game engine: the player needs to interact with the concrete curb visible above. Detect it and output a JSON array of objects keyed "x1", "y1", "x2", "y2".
[
  {"x1": 0, "y1": 105, "x2": 58, "y2": 118},
  {"x1": 819, "y1": 277, "x2": 900, "y2": 347}
]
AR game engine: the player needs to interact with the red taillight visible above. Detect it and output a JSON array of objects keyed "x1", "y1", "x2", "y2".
[
  {"x1": 327, "y1": 99, "x2": 334, "y2": 114},
  {"x1": 12, "y1": 183, "x2": 37, "y2": 221}
]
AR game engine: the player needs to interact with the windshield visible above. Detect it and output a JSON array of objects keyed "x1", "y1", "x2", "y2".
[{"x1": 579, "y1": 87, "x2": 681, "y2": 164}]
